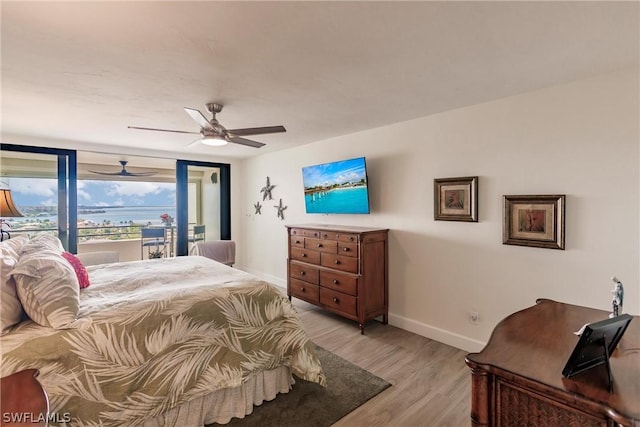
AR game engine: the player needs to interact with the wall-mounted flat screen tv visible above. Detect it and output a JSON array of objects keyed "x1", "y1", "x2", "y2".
[{"x1": 302, "y1": 157, "x2": 370, "y2": 214}]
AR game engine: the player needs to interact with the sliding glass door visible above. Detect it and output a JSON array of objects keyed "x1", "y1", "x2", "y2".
[{"x1": 0, "y1": 143, "x2": 77, "y2": 252}]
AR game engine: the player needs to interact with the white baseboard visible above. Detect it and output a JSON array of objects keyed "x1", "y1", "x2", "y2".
[
  {"x1": 388, "y1": 313, "x2": 486, "y2": 353},
  {"x1": 240, "y1": 268, "x2": 486, "y2": 353}
]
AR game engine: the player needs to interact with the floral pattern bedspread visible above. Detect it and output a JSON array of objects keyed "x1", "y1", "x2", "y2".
[{"x1": 1, "y1": 256, "x2": 325, "y2": 426}]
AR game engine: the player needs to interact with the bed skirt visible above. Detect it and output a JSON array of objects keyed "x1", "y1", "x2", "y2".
[{"x1": 141, "y1": 366, "x2": 294, "y2": 426}]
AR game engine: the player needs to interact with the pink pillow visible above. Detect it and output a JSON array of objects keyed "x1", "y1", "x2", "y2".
[{"x1": 61, "y1": 252, "x2": 90, "y2": 289}]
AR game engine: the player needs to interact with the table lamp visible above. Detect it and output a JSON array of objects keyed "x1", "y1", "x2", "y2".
[{"x1": 0, "y1": 188, "x2": 23, "y2": 241}]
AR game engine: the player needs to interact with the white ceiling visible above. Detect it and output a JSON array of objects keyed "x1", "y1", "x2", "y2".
[{"x1": 2, "y1": 1, "x2": 638, "y2": 163}]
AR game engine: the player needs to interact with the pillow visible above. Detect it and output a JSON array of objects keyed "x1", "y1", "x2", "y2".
[
  {"x1": 21, "y1": 232, "x2": 64, "y2": 255},
  {"x1": 0, "y1": 236, "x2": 30, "y2": 335},
  {"x1": 61, "y1": 251, "x2": 90, "y2": 289},
  {"x1": 12, "y1": 239, "x2": 90, "y2": 330}
]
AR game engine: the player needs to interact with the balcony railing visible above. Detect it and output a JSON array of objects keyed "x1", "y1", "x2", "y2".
[
  {"x1": 9, "y1": 225, "x2": 178, "y2": 262},
  {"x1": 11, "y1": 224, "x2": 146, "y2": 241}
]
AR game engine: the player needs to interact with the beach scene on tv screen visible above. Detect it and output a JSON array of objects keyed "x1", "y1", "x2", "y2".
[{"x1": 302, "y1": 157, "x2": 369, "y2": 214}]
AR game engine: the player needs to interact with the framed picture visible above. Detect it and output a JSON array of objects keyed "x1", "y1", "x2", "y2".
[
  {"x1": 434, "y1": 176, "x2": 478, "y2": 222},
  {"x1": 503, "y1": 194, "x2": 565, "y2": 250}
]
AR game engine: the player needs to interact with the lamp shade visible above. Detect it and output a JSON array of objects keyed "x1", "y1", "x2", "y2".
[{"x1": 0, "y1": 189, "x2": 23, "y2": 217}]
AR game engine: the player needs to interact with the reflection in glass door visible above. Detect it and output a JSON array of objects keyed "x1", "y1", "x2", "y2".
[
  {"x1": 188, "y1": 167, "x2": 221, "y2": 239},
  {"x1": 176, "y1": 160, "x2": 230, "y2": 256}
]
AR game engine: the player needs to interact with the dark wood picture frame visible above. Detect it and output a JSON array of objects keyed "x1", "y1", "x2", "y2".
[
  {"x1": 434, "y1": 176, "x2": 478, "y2": 222},
  {"x1": 503, "y1": 194, "x2": 565, "y2": 250}
]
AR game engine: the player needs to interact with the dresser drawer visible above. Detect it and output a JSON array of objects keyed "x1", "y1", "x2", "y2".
[
  {"x1": 320, "y1": 288, "x2": 357, "y2": 317},
  {"x1": 320, "y1": 270, "x2": 357, "y2": 296},
  {"x1": 290, "y1": 247, "x2": 320, "y2": 264},
  {"x1": 305, "y1": 238, "x2": 337, "y2": 254},
  {"x1": 290, "y1": 228, "x2": 321, "y2": 239},
  {"x1": 290, "y1": 236, "x2": 305, "y2": 248},
  {"x1": 289, "y1": 262, "x2": 319, "y2": 284},
  {"x1": 318, "y1": 231, "x2": 359, "y2": 243},
  {"x1": 337, "y1": 242, "x2": 358, "y2": 258},
  {"x1": 336, "y1": 233, "x2": 359, "y2": 243},
  {"x1": 321, "y1": 253, "x2": 358, "y2": 273},
  {"x1": 319, "y1": 231, "x2": 339, "y2": 240},
  {"x1": 289, "y1": 278, "x2": 319, "y2": 304}
]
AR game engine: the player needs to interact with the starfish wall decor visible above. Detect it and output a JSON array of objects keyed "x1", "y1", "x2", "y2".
[
  {"x1": 254, "y1": 201, "x2": 262, "y2": 215},
  {"x1": 260, "y1": 177, "x2": 275, "y2": 201},
  {"x1": 274, "y1": 198, "x2": 287, "y2": 220}
]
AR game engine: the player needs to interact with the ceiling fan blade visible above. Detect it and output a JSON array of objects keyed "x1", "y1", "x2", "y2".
[
  {"x1": 89, "y1": 160, "x2": 157, "y2": 177},
  {"x1": 122, "y1": 171, "x2": 158, "y2": 177},
  {"x1": 227, "y1": 126, "x2": 286, "y2": 137},
  {"x1": 229, "y1": 137, "x2": 266, "y2": 148},
  {"x1": 184, "y1": 107, "x2": 214, "y2": 131},
  {"x1": 88, "y1": 170, "x2": 128, "y2": 176},
  {"x1": 128, "y1": 126, "x2": 199, "y2": 135},
  {"x1": 186, "y1": 138, "x2": 202, "y2": 148},
  {"x1": 87, "y1": 170, "x2": 157, "y2": 177}
]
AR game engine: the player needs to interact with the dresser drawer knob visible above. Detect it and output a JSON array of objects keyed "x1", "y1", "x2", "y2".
[
  {"x1": 300, "y1": 271, "x2": 306, "y2": 275},
  {"x1": 302, "y1": 253, "x2": 307, "y2": 257},
  {"x1": 349, "y1": 237, "x2": 354, "y2": 241},
  {"x1": 300, "y1": 287, "x2": 305, "y2": 292},
  {"x1": 343, "y1": 247, "x2": 349, "y2": 252},
  {"x1": 333, "y1": 297, "x2": 339, "y2": 303},
  {"x1": 317, "y1": 243, "x2": 323, "y2": 248},
  {"x1": 333, "y1": 279, "x2": 339, "y2": 284},
  {"x1": 295, "y1": 240, "x2": 301, "y2": 244},
  {"x1": 334, "y1": 260, "x2": 340, "y2": 265}
]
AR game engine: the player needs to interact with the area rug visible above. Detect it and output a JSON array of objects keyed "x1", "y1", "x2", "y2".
[{"x1": 209, "y1": 345, "x2": 391, "y2": 427}]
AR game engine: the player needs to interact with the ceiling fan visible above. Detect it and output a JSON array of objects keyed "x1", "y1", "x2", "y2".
[
  {"x1": 128, "y1": 103, "x2": 286, "y2": 148},
  {"x1": 89, "y1": 160, "x2": 157, "y2": 177}
]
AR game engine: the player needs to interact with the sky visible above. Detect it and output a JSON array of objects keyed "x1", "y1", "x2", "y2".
[
  {"x1": 8, "y1": 178, "x2": 176, "y2": 207},
  {"x1": 302, "y1": 157, "x2": 367, "y2": 188}
]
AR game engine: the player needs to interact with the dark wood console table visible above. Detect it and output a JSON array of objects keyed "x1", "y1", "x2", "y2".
[{"x1": 465, "y1": 299, "x2": 640, "y2": 427}]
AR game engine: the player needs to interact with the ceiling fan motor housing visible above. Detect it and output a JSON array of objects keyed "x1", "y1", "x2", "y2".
[{"x1": 206, "y1": 103, "x2": 224, "y2": 114}]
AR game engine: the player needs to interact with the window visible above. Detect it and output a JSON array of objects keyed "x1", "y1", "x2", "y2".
[{"x1": 1, "y1": 145, "x2": 230, "y2": 258}]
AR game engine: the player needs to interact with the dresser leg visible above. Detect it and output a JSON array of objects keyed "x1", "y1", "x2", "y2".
[
  {"x1": 382, "y1": 314, "x2": 388, "y2": 325},
  {"x1": 359, "y1": 323, "x2": 365, "y2": 334}
]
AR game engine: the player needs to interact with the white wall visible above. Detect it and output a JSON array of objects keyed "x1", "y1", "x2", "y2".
[{"x1": 239, "y1": 68, "x2": 639, "y2": 352}]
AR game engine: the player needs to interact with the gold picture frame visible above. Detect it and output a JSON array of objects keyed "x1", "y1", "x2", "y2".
[
  {"x1": 503, "y1": 194, "x2": 565, "y2": 250},
  {"x1": 434, "y1": 176, "x2": 478, "y2": 222}
]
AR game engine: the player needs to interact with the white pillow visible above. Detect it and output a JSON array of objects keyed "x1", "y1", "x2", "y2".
[
  {"x1": 0, "y1": 236, "x2": 30, "y2": 335},
  {"x1": 21, "y1": 232, "x2": 64, "y2": 254},
  {"x1": 12, "y1": 237, "x2": 89, "y2": 329}
]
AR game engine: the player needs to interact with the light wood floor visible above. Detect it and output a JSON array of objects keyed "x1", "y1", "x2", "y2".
[{"x1": 293, "y1": 300, "x2": 471, "y2": 427}]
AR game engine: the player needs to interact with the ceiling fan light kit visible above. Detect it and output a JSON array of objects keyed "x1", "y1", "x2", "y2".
[
  {"x1": 200, "y1": 134, "x2": 228, "y2": 146},
  {"x1": 128, "y1": 103, "x2": 286, "y2": 149}
]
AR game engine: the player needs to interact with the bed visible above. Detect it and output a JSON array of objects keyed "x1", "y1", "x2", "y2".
[{"x1": 0, "y1": 234, "x2": 325, "y2": 426}]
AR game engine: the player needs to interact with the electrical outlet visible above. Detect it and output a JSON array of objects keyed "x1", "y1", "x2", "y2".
[{"x1": 470, "y1": 311, "x2": 479, "y2": 325}]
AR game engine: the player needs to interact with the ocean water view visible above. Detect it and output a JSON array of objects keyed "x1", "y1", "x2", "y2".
[
  {"x1": 13, "y1": 206, "x2": 176, "y2": 227},
  {"x1": 304, "y1": 187, "x2": 369, "y2": 214}
]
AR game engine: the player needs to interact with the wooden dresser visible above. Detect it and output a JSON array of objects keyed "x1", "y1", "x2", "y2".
[
  {"x1": 286, "y1": 224, "x2": 388, "y2": 334},
  {"x1": 465, "y1": 299, "x2": 640, "y2": 427}
]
